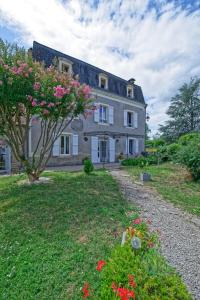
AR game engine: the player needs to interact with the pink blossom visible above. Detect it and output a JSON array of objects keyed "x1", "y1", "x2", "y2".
[
  {"x1": 33, "y1": 82, "x2": 41, "y2": 91},
  {"x1": 31, "y1": 100, "x2": 37, "y2": 107},
  {"x1": 71, "y1": 80, "x2": 80, "y2": 88},
  {"x1": 24, "y1": 73, "x2": 29, "y2": 77},
  {"x1": 3, "y1": 64, "x2": 9, "y2": 70},
  {"x1": 53, "y1": 85, "x2": 68, "y2": 99},
  {"x1": 40, "y1": 101, "x2": 46, "y2": 106},
  {"x1": 11, "y1": 66, "x2": 18, "y2": 74},
  {"x1": 43, "y1": 109, "x2": 50, "y2": 115},
  {"x1": 48, "y1": 102, "x2": 55, "y2": 108},
  {"x1": 28, "y1": 67, "x2": 33, "y2": 73},
  {"x1": 82, "y1": 85, "x2": 91, "y2": 96},
  {"x1": 27, "y1": 95, "x2": 33, "y2": 102}
]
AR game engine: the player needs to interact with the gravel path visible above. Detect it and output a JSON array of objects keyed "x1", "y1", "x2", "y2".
[{"x1": 111, "y1": 169, "x2": 200, "y2": 300}]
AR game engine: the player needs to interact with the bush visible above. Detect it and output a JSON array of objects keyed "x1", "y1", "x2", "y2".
[
  {"x1": 178, "y1": 132, "x2": 200, "y2": 146},
  {"x1": 175, "y1": 137, "x2": 200, "y2": 180},
  {"x1": 82, "y1": 217, "x2": 192, "y2": 299},
  {"x1": 84, "y1": 159, "x2": 94, "y2": 174},
  {"x1": 121, "y1": 155, "x2": 158, "y2": 167}
]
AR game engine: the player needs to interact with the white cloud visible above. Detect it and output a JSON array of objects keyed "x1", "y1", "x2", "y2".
[{"x1": 0, "y1": 0, "x2": 200, "y2": 135}]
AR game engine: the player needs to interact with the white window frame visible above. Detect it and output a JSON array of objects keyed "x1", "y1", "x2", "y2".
[
  {"x1": 60, "y1": 134, "x2": 71, "y2": 156},
  {"x1": 127, "y1": 85, "x2": 133, "y2": 98},
  {"x1": 127, "y1": 111, "x2": 134, "y2": 128},
  {"x1": 58, "y1": 57, "x2": 73, "y2": 74},
  {"x1": 99, "y1": 73, "x2": 108, "y2": 90},
  {"x1": 99, "y1": 104, "x2": 109, "y2": 124}
]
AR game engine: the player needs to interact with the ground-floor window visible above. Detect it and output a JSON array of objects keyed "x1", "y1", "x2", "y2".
[
  {"x1": 128, "y1": 138, "x2": 134, "y2": 155},
  {"x1": 0, "y1": 146, "x2": 5, "y2": 170},
  {"x1": 60, "y1": 135, "x2": 70, "y2": 155}
]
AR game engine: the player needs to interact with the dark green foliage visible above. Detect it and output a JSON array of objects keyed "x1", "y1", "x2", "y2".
[
  {"x1": 121, "y1": 155, "x2": 158, "y2": 167},
  {"x1": 175, "y1": 135, "x2": 200, "y2": 180},
  {"x1": 84, "y1": 159, "x2": 94, "y2": 174},
  {"x1": 178, "y1": 132, "x2": 200, "y2": 145},
  {"x1": 99, "y1": 239, "x2": 192, "y2": 299},
  {"x1": 159, "y1": 78, "x2": 200, "y2": 142}
]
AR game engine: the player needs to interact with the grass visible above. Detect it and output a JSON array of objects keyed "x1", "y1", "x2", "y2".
[
  {"x1": 0, "y1": 170, "x2": 135, "y2": 299},
  {"x1": 125, "y1": 163, "x2": 200, "y2": 216}
]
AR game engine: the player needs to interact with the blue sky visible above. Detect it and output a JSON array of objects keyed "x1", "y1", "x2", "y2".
[{"x1": 0, "y1": 0, "x2": 200, "y2": 135}]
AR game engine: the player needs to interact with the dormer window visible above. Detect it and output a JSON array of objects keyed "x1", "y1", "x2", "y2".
[
  {"x1": 99, "y1": 74, "x2": 108, "y2": 89},
  {"x1": 127, "y1": 85, "x2": 133, "y2": 98},
  {"x1": 58, "y1": 57, "x2": 73, "y2": 74}
]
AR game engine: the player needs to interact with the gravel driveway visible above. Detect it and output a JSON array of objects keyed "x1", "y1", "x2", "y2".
[{"x1": 111, "y1": 169, "x2": 200, "y2": 300}]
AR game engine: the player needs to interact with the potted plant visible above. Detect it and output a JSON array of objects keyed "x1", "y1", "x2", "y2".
[{"x1": 117, "y1": 152, "x2": 124, "y2": 163}]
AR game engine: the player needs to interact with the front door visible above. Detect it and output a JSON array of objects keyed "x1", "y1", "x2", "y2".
[{"x1": 99, "y1": 140, "x2": 108, "y2": 163}]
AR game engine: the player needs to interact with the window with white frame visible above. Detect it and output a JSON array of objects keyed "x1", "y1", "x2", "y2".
[
  {"x1": 127, "y1": 111, "x2": 134, "y2": 127},
  {"x1": 99, "y1": 105, "x2": 108, "y2": 123},
  {"x1": 127, "y1": 85, "x2": 133, "y2": 98},
  {"x1": 58, "y1": 58, "x2": 72, "y2": 74},
  {"x1": 99, "y1": 74, "x2": 108, "y2": 89},
  {"x1": 60, "y1": 135, "x2": 70, "y2": 155},
  {"x1": 128, "y1": 139, "x2": 134, "y2": 155}
]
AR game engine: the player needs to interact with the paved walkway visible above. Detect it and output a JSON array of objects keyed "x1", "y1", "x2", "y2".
[{"x1": 111, "y1": 169, "x2": 200, "y2": 300}]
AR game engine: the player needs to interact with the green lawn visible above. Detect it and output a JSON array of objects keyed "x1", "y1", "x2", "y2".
[
  {"x1": 125, "y1": 163, "x2": 200, "y2": 216},
  {"x1": 0, "y1": 170, "x2": 134, "y2": 299}
]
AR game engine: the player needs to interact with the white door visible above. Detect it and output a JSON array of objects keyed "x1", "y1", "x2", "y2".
[{"x1": 91, "y1": 136, "x2": 100, "y2": 163}]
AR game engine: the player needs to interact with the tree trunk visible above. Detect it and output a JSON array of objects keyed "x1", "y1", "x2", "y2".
[{"x1": 27, "y1": 171, "x2": 40, "y2": 183}]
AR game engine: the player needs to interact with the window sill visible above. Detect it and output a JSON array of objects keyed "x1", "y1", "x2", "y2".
[
  {"x1": 59, "y1": 154, "x2": 71, "y2": 157},
  {"x1": 98, "y1": 122, "x2": 110, "y2": 126}
]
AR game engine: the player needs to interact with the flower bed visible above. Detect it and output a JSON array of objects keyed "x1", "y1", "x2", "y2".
[{"x1": 82, "y1": 216, "x2": 192, "y2": 299}]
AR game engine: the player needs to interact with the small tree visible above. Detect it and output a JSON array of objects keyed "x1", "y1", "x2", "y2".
[{"x1": 0, "y1": 39, "x2": 92, "y2": 182}]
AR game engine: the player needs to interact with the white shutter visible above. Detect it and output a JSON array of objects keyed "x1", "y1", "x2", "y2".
[
  {"x1": 91, "y1": 136, "x2": 99, "y2": 163},
  {"x1": 109, "y1": 137, "x2": 115, "y2": 162},
  {"x1": 109, "y1": 106, "x2": 114, "y2": 124},
  {"x1": 94, "y1": 103, "x2": 99, "y2": 122},
  {"x1": 72, "y1": 134, "x2": 78, "y2": 155},
  {"x1": 135, "y1": 139, "x2": 139, "y2": 154},
  {"x1": 134, "y1": 112, "x2": 138, "y2": 128},
  {"x1": 124, "y1": 110, "x2": 127, "y2": 126},
  {"x1": 125, "y1": 138, "x2": 128, "y2": 154},
  {"x1": 52, "y1": 137, "x2": 60, "y2": 156}
]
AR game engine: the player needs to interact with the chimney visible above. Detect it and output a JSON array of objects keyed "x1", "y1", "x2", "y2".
[{"x1": 128, "y1": 78, "x2": 135, "y2": 85}]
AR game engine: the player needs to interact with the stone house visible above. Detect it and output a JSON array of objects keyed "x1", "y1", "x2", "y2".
[{"x1": 1, "y1": 41, "x2": 146, "y2": 173}]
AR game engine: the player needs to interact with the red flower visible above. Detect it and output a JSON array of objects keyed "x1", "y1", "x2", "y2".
[
  {"x1": 147, "y1": 219, "x2": 152, "y2": 224},
  {"x1": 147, "y1": 241, "x2": 154, "y2": 248},
  {"x1": 133, "y1": 218, "x2": 142, "y2": 225},
  {"x1": 82, "y1": 282, "x2": 90, "y2": 298},
  {"x1": 112, "y1": 282, "x2": 135, "y2": 300},
  {"x1": 96, "y1": 260, "x2": 106, "y2": 272},
  {"x1": 128, "y1": 274, "x2": 137, "y2": 288}
]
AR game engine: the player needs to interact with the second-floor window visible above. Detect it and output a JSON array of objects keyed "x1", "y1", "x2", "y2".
[
  {"x1": 99, "y1": 105, "x2": 108, "y2": 123},
  {"x1": 127, "y1": 111, "x2": 133, "y2": 127},
  {"x1": 127, "y1": 85, "x2": 133, "y2": 98}
]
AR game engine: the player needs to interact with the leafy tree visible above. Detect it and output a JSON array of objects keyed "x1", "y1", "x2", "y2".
[
  {"x1": 0, "y1": 39, "x2": 92, "y2": 182},
  {"x1": 159, "y1": 78, "x2": 200, "y2": 142}
]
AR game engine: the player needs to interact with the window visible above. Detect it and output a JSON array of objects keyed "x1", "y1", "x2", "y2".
[
  {"x1": 127, "y1": 111, "x2": 133, "y2": 127},
  {"x1": 61, "y1": 63, "x2": 70, "y2": 73},
  {"x1": 60, "y1": 135, "x2": 70, "y2": 155},
  {"x1": 129, "y1": 139, "x2": 134, "y2": 155},
  {"x1": 99, "y1": 74, "x2": 108, "y2": 89},
  {"x1": 58, "y1": 57, "x2": 72, "y2": 74},
  {"x1": 99, "y1": 105, "x2": 108, "y2": 123},
  {"x1": 127, "y1": 85, "x2": 133, "y2": 98}
]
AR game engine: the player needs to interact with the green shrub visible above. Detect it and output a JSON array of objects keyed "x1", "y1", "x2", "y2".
[
  {"x1": 87, "y1": 218, "x2": 192, "y2": 299},
  {"x1": 121, "y1": 155, "x2": 158, "y2": 167},
  {"x1": 178, "y1": 132, "x2": 200, "y2": 146},
  {"x1": 175, "y1": 137, "x2": 200, "y2": 181},
  {"x1": 84, "y1": 159, "x2": 94, "y2": 174}
]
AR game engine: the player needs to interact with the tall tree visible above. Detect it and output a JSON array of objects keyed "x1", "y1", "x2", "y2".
[
  {"x1": 0, "y1": 39, "x2": 92, "y2": 182},
  {"x1": 159, "y1": 78, "x2": 200, "y2": 142}
]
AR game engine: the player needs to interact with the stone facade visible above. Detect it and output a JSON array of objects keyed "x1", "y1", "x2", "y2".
[{"x1": 5, "y1": 41, "x2": 146, "y2": 173}]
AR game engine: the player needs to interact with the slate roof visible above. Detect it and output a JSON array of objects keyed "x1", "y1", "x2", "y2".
[{"x1": 32, "y1": 41, "x2": 145, "y2": 105}]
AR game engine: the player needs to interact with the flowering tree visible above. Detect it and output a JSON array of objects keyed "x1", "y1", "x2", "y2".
[{"x1": 0, "y1": 39, "x2": 92, "y2": 182}]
